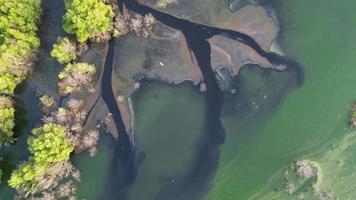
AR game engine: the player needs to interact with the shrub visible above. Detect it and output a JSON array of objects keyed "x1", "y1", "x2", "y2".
[
  {"x1": 62, "y1": 0, "x2": 115, "y2": 42},
  {"x1": 50, "y1": 37, "x2": 77, "y2": 64}
]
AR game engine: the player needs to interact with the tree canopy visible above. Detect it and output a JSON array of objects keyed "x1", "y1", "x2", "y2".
[
  {"x1": 50, "y1": 37, "x2": 77, "y2": 64},
  {"x1": 62, "y1": 0, "x2": 115, "y2": 42},
  {"x1": 0, "y1": 0, "x2": 41, "y2": 144},
  {"x1": 9, "y1": 123, "x2": 73, "y2": 191}
]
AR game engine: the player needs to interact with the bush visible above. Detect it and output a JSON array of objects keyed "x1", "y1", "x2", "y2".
[
  {"x1": 58, "y1": 63, "x2": 96, "y2": 95},
  {"x1": 62, "y1": 0, "x2": 115, "y2": 42},
  {"x1": 50, "y1": 37, "x2": 77, "y2": 64}
]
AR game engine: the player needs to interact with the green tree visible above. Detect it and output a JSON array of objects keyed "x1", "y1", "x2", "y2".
[
  {"x1": 9, "y1": 123, "x2": 74, "y2": 191},
  {"x1": 50, "y1": 37, "x2": 77, "y2": 64},
  {"x1": 0, "y1": 73, "x2": 19, "y2": 95},
  {"x1": 8, "y1": 162, "x2": 45, "y2": 192},
  {"x1": 62, "y1": 0, "x2": 114, "y2": 42},
  {"x1": 28, "y1": 124, "x2": 74, "y2": 164}
]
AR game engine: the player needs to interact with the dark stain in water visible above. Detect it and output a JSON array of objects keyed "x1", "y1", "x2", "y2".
[{"x1": 100, "y1": 0, "x2": 304, "y2": 199}]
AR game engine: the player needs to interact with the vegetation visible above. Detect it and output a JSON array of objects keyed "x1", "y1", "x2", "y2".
[
  {"x1": 0, "y1": 96, "x2": 15, "y2": 144},
  {"x1": 39, "y1": 95, "x2": 56, "y2": 113},
  {"x1": 58, "y1": 63, "x2": 96, "y2": 95},
  {"x1": 113, "y1": 8, "x2": 156, "y2": 38},
  {"x1": 9, "y1": 123, "x2": 73, "y2": 191},
  {"x1": 350, "y1": 103, "x2": 356, "y2": 128},
  {"x1": 62, "y1": 0, "x2": 115, "y2": 42},
  {"x1": 0, "y1": 0, "x2": 41, "y2": 144},
  {"x1": 50, "y1": 37, "x2": 77, "y2": 64},
  {"x1": 155, "y1": 0, "x2": 177, "y2": 8}
]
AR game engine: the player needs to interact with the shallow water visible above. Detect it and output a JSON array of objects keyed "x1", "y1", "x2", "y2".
[
  {"x1": 2, "y1": 1, "x2": 356, "y2": 200},
  {"x1": 126, "y1": 81, "x2": 207, "y2": 200},
  {"x1": 207, "y1": 0, "x2": 356, "y2": 199}
]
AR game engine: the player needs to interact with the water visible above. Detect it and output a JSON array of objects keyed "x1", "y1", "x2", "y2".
[
  {"x1": 207, "y1": 0, "x2": 356, "y2": 199},
  {"x1": 126, "y1": 81, "x2": 207, "y2": 200}
]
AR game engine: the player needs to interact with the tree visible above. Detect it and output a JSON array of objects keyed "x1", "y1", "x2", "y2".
[
  {"x1": 58, "y1": 63, "x2": 96, "y2": 95},
  {"x1": 50, "y1": 37, "x2": 77, "y2": 64},
  {"x1": 9, "y1": 123, "x2": 74, "y2": 192},
  {"x1": 28, "y1": 124, "x2": 74, "y2": 164},
  {"x1": 8, "y1": 162, "x2": 45, "y2": 192},
  {"x1": 62, "y1": 0, "x2": 115, "y2": 42},
  {"x1": 0, "y1": 73, "x2": 19, "y2": 95}
]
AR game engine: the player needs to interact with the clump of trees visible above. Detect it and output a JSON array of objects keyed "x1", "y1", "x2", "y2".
[
  {"x1": 8, "y1": 124, "x2": 73, "y2": 192},
  {"x1": 50, "y1": 37, "x2": 77, "y2": 64},
  {"x1": 58, "y1": 63, "x2": 96, "y2": 95},
  {"x1": 0, "y1": 0, "x2": 41, "y2": 144},
  {"x1": 113, "y1": 8, "x2": 156, "y2": 38},
  {"x1": 62, "y1": 0, "x2": 115, "y2": 43},
  {"x1": 9, "y1": 98, "x2": 100, "y2": 198}
]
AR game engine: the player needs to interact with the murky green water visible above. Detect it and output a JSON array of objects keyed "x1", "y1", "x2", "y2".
[
  {"x1": 207, "y1": 0, "x2": 356, "y2": 199},
  {"x1": 2, "y1": 1, "x2": 356, "y2": 200},
  {"x1": 127, "y1": 81, "x2": 206, "y2": 200}
]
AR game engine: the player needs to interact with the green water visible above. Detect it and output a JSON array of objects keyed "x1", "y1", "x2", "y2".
[
  {"x1": 127, "y1": 82, "x2": 206, "y2": 200},
  {"x1": 207, "y1": 0, "x2": 356, "y2": 199}
]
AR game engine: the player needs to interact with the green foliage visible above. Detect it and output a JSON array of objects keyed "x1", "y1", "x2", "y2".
[
  {"x1": 0, "y1": 73, "x2": 19, "y2": 95},
  {"x1": 0, "y1": 0, "x2": 41, "y2": 143},
  {"x1": 9, "y1": 123, "x2": 74, "y2": 191},
  {"x1": 0, "y1": 96, "x2": 15, "y2": 144},
  {"x1": 28, "y1": 124, "x2": 74, "y2": 165},
  {"x1": 50, "y1": 37, "x2": 77, "y2": 64},
  {"x1": 8, "y1": 162, "x2": 45, "y2": 192},
  {"x1": 62, "y1": 0, "x2": 114, "y2": 42},
  {"x1": 0, "y1": 0, "x2": 41, "y2": 82}
]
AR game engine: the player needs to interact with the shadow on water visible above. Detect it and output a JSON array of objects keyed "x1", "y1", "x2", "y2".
[{"x1": 100, "y1": 0, "x2": 305, "y2": 199}]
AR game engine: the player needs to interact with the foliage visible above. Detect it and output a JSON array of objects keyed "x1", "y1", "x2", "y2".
[
  {"x1": 0, "y1": 96, "x2": 15, "y2": 144},
  {"x1": 51, "y1": 37, "x2": 77, "y2": 64},
  {"x1": 39, "y1": 95, "x2": 56, "y2": 112},
  {"x1": 8, "y1": 162, "x2": 45, "y2": 192},
  {"x1": 0, "y1": 0, "x2": 41, "y2": 82},
  {"x1": 28, "y1": 124, "x2": 74, "y2": 165},
  {"x1": 58, "y1": 63, "x2": 96, "y2": 95},
  {"x1": 0, "y1": 0, "x2": 41, "y2": 144},
  {"x1": 62, "y1": 0, "x2": 115, "y2": 42},
  {"x1": 9, "y1": 124, "x2": 74, "y2": 192},
  {"x1": 0, "y1": 73, "x2": 20, "y2": 95}
]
